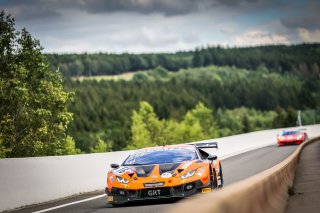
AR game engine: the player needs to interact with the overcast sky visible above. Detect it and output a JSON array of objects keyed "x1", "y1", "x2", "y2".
[{"x1": 1, "y1": 0, "x2": 319, "y2": 53}]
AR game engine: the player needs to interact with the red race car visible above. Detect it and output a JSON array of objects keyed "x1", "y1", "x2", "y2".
[{"x1": 277, "y1": 129, "x2": 308, "y2": 146}]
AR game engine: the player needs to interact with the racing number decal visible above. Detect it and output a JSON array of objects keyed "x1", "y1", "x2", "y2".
[{"x1": 112, "y1": 167, "x2": 135, "y2": 176}]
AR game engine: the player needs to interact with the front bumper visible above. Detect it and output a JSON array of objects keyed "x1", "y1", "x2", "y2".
[
  {"x1": 106, "y1": 180, "x2": 210, "y2": 204},
  {"x1": 278, "y1": 139, "x2": 303, "y2": 146}
]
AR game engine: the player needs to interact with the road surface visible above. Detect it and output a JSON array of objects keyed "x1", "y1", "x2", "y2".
[{"x1": 9, "y1": 145, "x2": 297, "y2": 213}]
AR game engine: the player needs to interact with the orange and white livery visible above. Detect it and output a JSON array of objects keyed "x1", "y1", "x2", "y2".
[{"x1": 105, "y1": 142, "x2": 223, "y2": 205}]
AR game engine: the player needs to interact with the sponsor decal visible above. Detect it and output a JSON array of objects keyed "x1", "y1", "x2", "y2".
[
  {"x1": 148, "y1": 189, "x2": 161, "y2": 196},
  {"x1": 161, "y1": 172, "x2": 172, "y2": 178},
  {"x1": 144, "y1": 182, "x2": 164, "y2": 188},
  {"x1": 215, "y1": 167, "x2": 220, "y2": 172},
  {"x1": 112, "y1": 167, "x2": 136, "y2": 176},
  {"x1": 141, "y1": 188, "x2": 171, "y2": 197},
  {"x1": 136, "y1": 146, "x2": 194, "y2": 154}
]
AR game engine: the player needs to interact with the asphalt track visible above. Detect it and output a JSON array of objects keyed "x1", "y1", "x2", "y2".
[{"x1": 9, "y1": 144, "x2": 297, "y2": 213}]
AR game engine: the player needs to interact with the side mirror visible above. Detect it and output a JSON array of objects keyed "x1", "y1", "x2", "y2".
[
  {"x1": 110, "y1": 163, "x2": 119, "y2": 169},
  {"x1": 207, "y1": 155, "x2": 217, "y2": 161}
]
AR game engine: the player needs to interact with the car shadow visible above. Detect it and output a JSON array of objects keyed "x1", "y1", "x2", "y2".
[{"x1": 105, "y1": 198, "x2": 182, "y2": 208}]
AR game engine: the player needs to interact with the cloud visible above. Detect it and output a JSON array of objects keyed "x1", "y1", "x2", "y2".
[
  {"x1": 0, "y1": 0, "x2": 60, "y2": 20},
  {"x1": 280, "y1": 1, "x2": 320, "y2": 31},
  {"x1": 298, "y1": 28, "x2": 320, "y2": 43},
  {"x1": 1, "y1": 0, "x2": 318, "y2": 53},
  {"x1": 32, "y1": 11, "x2": 202, "y2": 53},
  {"x1": 234, "y1": 30, "x2": 290, "y2": 46},
  {"x1": 281, "y1": 13, "x2": 320, "y2": 31},
  {"x1": 0, "y1": 0, "x2": 280, "y2": 20}
]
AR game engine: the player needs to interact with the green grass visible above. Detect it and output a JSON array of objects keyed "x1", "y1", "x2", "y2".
[{"x1": 72, "y1": 72, "x2": 135, "y2": 81}]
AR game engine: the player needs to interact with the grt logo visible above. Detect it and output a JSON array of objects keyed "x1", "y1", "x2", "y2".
[{"x1": 147, "y1": 189, "x2": 161, "y2": 196}]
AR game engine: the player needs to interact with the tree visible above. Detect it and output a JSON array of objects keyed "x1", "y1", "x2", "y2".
[
  {"x1": 0, "y1": 11, "x2": 74, "y2": 157},
  {"x1": 189, "y1": 102, "x2": 218, "y2": 138},
  {"x1": 177, "y1": 111, "x2": 205, "y2": 143},
  {"x1": 192, "y1": 48, "x2": 204, "y2": 67},
  {"x1": 128, "y1": 109, "x2": 153, "y2": 150},
  {"x1": 91, "y1": 138, "x2": 108, "y2": 153},
  {"x1": 0, "y1": 134, "x2": 10, "y2": 158},
  {"x1": 63, "y1": 136, "x2": 81, "y2": 155},
  {"x1": 202, "y1": 49, "x2": 212, "y2": 66},
  {"x1": 242, "y1": 115, "x2": 251, "y2": 133}
]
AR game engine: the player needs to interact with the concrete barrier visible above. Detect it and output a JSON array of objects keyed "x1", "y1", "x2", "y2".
[
  {"x1": 166, "y1": 136, "x2": 320, "y2": 213},
  {"x1": 0, "y1": 124, "x2": 319, "y2": 212}
]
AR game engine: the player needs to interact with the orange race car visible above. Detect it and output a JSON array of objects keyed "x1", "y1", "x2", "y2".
[{"x1": 105, "y1": 142, "x2": 223, "y2": 205}]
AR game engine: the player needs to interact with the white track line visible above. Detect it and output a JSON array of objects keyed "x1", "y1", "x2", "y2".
[{"x1": 32, "y1": 194, "x2": 106, "y2": 213}]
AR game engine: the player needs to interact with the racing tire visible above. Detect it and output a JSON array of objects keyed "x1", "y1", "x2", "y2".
[
  {"x1": 218, "y1": 163, "x2": 223, "y2": 188},
  {"x1": 211, "y1": 170, "x2": 218, "y2": 189}
]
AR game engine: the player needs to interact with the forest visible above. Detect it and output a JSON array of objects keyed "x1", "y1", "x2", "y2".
[
  {"x1": 46, "y1": 44, "x2": 320, "y2": 77},
  {"x1": 54, "y1": 44, "x2": 320, "y2": 153},
  {"x1": 64, "y1": 65, "x2": 320, "y2": 152},
  {"x1": 48, "y1": 44, "x2": 320, "y2": 153}
]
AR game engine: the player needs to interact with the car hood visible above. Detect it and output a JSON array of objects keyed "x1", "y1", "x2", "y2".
[
  {"x1": 283, "y1": 133, "x2": 300, "y2": 139},
  {"x1": 111, "y1": 160, "x2": 201, "y2": 178}
]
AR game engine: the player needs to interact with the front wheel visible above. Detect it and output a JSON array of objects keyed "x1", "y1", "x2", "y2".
[
  {"x1": 211, "y1": 169, "x2": 218, "y2": 189},
  {"x1": 218, "y1": 163, "x2": 223, "y2": 188},
  {"x1": 210, "y1": 163, "x2": 223, "y2": 189}
]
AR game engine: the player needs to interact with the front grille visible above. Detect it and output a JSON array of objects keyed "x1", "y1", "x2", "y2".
[
  {"x1": 127, "y1": 190, "x2": 138, "y2": 196},
  {"x1": 111, "y1": 188, "x2": 138, "y2": 197},
  {"x1": 172, "y1": 185, "x2": 183, "y2": 194},
  {"x1": 111, "y1": 188, "x2": 126, "y2": 196}
]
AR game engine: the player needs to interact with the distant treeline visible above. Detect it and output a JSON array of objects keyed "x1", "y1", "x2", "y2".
[
  {"x1": 64, "y1": 66, "x2": 320, "y2": 152},
  {"x1": 47, "y1": 52, "x2": 191, "y2": 76},
  {"x1": 47, "y1": 43, "x2": 320, "y2": 77}
]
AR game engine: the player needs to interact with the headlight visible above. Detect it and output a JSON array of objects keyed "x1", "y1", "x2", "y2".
[
  {"x1": 196, "y1": 168, "x2": 205, "y2": 176},
  {"x1": 297, "y1": 134, "x2": 303, "y2": 140},
  {"x1": 181, "y1": 170, "x2": 196, "y2": 179},
  {"x1": 116, "y1": 176, "x2": 129, "y2": 184},
  {"x1": 278, "y1": 136, "x2": 284, "y2": 141}
]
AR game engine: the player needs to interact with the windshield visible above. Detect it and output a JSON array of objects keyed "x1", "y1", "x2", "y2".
[
  {"x1": 123, "y1": 147, "x2": 198, "y2": 165},
  {"x1": 282, "y1": 131, "x2": 299, "y2": 136}
]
